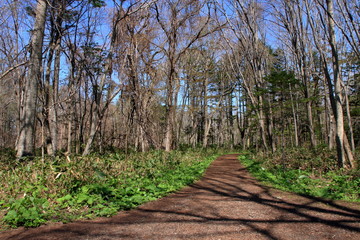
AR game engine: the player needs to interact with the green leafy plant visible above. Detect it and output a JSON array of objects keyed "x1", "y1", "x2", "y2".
[
  {"x1": 3, "y1": 187, "x2": 49, "y2": 227},
  {"x1": 0, "y1": 148, "x2": 226, "y2": 229},
  {"x1": 239, "y1": 151, "x2": 360, "y2": 202}
]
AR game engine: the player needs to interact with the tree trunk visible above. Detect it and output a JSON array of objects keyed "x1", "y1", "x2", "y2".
[
  {"x1": 50, "y1": 28, "x2": 62, "y2": 154},
  {"x1": 82, "y1": 85, "x2": 101, "y2": 156},
  {"x1": 227, "y1": 91, "x2": 234, "y2": 148},
  {"x1": 203, "y1": 77, "x2": 210, "y2": 148},
  {"x1": 325, "y1": 0, "x2": 355, "y2": 168},
  {"x1": 42, "y1": 23, "x2": 57, "y2": 156},
  {"x1": 290, "y1": 84, "x2": 299, "y2": 147},
  {"x1": 67, "y1": 117, "x2": 72, "y2": 154},
  {"x1": 269, "y1": 106, "x2": 276, "y2": 152},
  {"x1": 164, "y1": 63, "x2": 176, "y2": 151},
  {"x1": 344, "y1": 84, "x2": 355, "y2": 152},
  {"x1": 16, "y1": 0, "x2": 47, "y2": 158},
  {"x1": 306, "y1": 98, "x2": 317, "y2": 147},
  {"x1": 258, "y1": 95, "x2": 269, "y2": 151}
]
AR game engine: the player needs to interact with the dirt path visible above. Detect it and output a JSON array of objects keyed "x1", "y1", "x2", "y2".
[{"x1": 1, "y1": 154, "x2": 359, "y2": 240}]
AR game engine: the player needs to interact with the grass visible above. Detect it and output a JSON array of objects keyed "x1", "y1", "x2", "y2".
[
  {"x1": 3, "y1": 145, "x2": 357, "y2": 230},
  {"x1": 239, "y1": 147, "x2": 360, "y2": 203},
  {"x1": 0, "y1": 148, "x2": 226, "y2": 229}
]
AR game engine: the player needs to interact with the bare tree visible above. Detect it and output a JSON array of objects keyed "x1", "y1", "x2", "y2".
[
  {"x1": 218, "y1": 0, "x2": 273, "y2": 151},
  {"x1": 154, "y1": 0, "x2": 218, "y2": 151},
  {"x1": 305, "y1": 0, "x2": 356, "y2": 168},
  {"x1": 82, "y1": 0, "x2": 154, "y2": 155},
  {"x1": 16, "y1": 0, "x2": 48, "y2": 158},
  {"x1": 0, "y1": 0, "x2": 28, "y2": 148},
  {"x1": 270, "y1": 0, "x2": 318, "y2": 148}
]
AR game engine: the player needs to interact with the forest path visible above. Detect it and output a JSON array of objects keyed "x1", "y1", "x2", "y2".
[{"x1": 1, "y1": 154, "x2": 360, "y2": 240}]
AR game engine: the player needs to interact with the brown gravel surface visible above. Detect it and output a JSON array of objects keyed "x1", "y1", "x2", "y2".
[{"x1": 1, "y1": 154, "x2": 359, "y2": 240}]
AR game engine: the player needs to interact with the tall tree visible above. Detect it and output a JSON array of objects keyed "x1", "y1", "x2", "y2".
[
  {"x1": 219, "y1": 0, "x2": 272, "y2": 150},
  {"x1": 16, "y1": 0, "x2": 48, "y2": 158},
  {"x1": 154, "y1": 0, "x2": 216, "y2": 151},
  {"x1": 305, "y1": 0, "x2": 356, "y2": 168},
  {"x1": 270, "y1": 0, "x2": 317, "y2": 148}
]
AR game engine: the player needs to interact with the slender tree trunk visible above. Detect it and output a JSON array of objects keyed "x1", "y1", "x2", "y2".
[
  {"x1": 50, "y1": 30, "x2": 61, "y2": 154},
  {"x1": 268, "y1": 103, "x2": 276, "y2": 153},
  {"x1": 327, "y1": 105, "x2": 335, "y2": 150},
  {"x1": 325, "y1": 0, "x2": 355, "y2": 168},
  {"x1": 227, "y1": 91, "x2": 234, "y2": 148},
  {"x1": 164, "y1": 64, "x2": 176, "y2": 151},
  {"x1": 202, "y1": 77, "x2": 210, "y2": 148},
  {"x1": 67, "y1": 116, "x2": 72, "y2": 153},
  {"x1": 178, "y1": 82, "x2": 188, "y2": 147},
  {"x1": 140, "y1": 126, "x2": 147, "y2": 152},
  {"x1": 219, "y1": 103, "x2": 225, "y2": 146},
  {"x1": 306, "y1": 95, "x2": 317, "y2": 148},
  {"x1": 290, "y1": 84, "x2": 299, "y2": 147},
  {"x1": 44, "y1": 46, "x2": 54, "y2": 156},
  {"x1": 344, "y1": 85, "x2": 355, "y2": 152},
  {"x1": 258, "y1": 96, "x2": 268, "y2": 151},
  {"x1": 42, "y1": 24, "x2": 58, "y2": 156},
  {"x1": 16, "y1": 0, "x2": 47, "y2": 158},
  {"x1": 299, "y1": 1, "x2": 317, "y2": 148},
  {"x1": 66, "y1": 72, "x2": 76, "y2": 154},
  {"x1": 164, "y1": 101, "x2": 174, "y2": 151},
  {"x1": 299, "y1": 57, "x2": 317, "y2": 148},
  {"x1": 173, "y1": 74, "x2": 181, "y2": 149},
  {"x1": 59, "y1": 123, "x2": 64, "y2": 150},
  {"x1": 83, "y1": 84, "x2": 100, "y2": 156}
]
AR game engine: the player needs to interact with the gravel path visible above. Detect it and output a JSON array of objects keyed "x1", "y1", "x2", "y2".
[{"x1": 1, "y1": 154, "x2": 359, "y2": 240}]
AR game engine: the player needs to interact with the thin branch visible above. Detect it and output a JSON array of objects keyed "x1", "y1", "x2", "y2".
[{"x1": 0, "y1": 61, "x2": 28, "y2": 80}]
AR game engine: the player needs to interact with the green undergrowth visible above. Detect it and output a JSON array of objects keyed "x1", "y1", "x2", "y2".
[
  {"x1": 0, "y1": 148, "x2": 225, "y2": 229},
  {"x1": 239, "y1": 148, "x2": 360, "y2": 202}
]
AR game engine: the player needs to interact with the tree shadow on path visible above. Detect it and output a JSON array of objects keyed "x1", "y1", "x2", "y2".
[{"x1": 1, "y1": 154, "x2": 360, "y2": 240}]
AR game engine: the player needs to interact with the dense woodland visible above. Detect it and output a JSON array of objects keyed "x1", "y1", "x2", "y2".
[{"x1": 0, "y1": 0, "x2": 359, "y2": 168}]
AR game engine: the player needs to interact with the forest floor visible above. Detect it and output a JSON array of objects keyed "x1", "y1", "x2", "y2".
[{"x1": 0, "y1": 154, "x2": 359, "y2": 240}]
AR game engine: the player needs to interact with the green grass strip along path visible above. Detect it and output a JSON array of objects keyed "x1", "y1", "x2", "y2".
[
  {"x1": 239, "y1": 154, "x2": 360, "y2": 203},
  {"x1": 0, "y1": 149, "x2": 224, "y2": 229}
]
